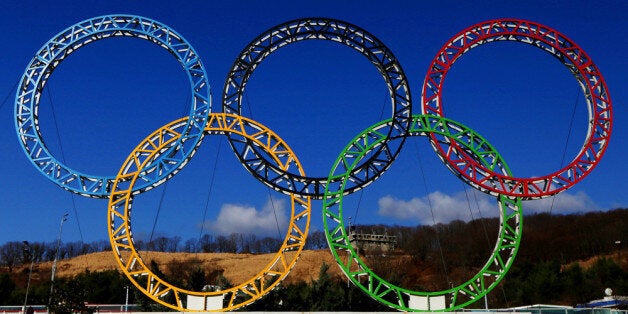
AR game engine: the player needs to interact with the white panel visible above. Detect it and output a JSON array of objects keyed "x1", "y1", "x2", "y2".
[
  {"x1": 408, "y1": 295, "x2": 429, "y2": 310},
  {"x1": 206, "y1": 295, "x2": 225, "y2": 311},
  {"x1": 186, "y1": 295, "x2": 205, "y2": 310},
  {"x1": 430, "y1": 295, "x2": 447, "y2": 310}
]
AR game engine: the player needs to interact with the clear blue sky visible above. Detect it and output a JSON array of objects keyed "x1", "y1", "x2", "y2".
[{"x1": 0, "y1": 0, "x2": 626, "y2": 245}]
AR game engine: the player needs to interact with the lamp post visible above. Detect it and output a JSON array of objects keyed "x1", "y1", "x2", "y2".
[
  {"x1": 48, "y1": 213, "x2": 68, "y2": 312},
  {"x1": 124, "y1": 285, "x2": 130, "y2": 312},
  {"x1": 22, "y1": 241, "x2": 34, "y2": 314}
]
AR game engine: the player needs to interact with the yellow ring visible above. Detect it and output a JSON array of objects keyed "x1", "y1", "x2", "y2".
[{"x1": 108, "y1": 113, "x2": 310, "y2": 311}]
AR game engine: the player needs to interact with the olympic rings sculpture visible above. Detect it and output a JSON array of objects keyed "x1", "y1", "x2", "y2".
[{"x1": 14, "y1": 15, "x2": 612, "y2": 312}]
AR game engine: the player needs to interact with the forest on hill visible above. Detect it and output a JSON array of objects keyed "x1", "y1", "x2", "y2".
[{"x1": 0, "y1": 208, "x2": 625, "y2": 312}]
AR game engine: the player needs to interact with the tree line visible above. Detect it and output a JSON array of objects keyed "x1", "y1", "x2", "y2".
[
  {"x1": 3, "y1": 209, "x2": 622, "y2": 272},
  {"x1": 0, "y1": 231, "x2": 328, "y2": 273}
]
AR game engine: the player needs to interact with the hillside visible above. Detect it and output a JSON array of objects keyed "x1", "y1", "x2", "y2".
[
  {"x1": 2, "y1": 209, "x2": 626, "y2": 309},
  {"x1": 11, "y1": 247, "x2": 627, "y2": 289},
  {"x1": 10, "y1": 249, "x2": 343, "y2": 287}
]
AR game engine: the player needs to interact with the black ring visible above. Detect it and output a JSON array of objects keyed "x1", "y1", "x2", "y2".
[{"x1": 222, "y1": 17, "x2": 412, "y2": 199}]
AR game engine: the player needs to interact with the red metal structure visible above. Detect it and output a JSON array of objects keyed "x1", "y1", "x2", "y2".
[{"x1": 421, "y1": 19, "x2": 613, "y2": 199}]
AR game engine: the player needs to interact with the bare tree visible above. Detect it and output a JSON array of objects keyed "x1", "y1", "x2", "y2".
[
  {"x1": 184, "y1": 238, "x2": 198, "y2": 253},
  {"x1": 0, "y1": 241, "x2": 22, "y2": 272},
  {"x1": 167, "y1": 236, "x2": 181, "y2": 253},
  {"x1": 199, "y1": 234, "x2": 215, "y2": 253}
]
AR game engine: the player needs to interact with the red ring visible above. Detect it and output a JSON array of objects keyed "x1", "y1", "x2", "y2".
[{"x1": 421, "y1": 19, "x2": 613, "y2": 199}]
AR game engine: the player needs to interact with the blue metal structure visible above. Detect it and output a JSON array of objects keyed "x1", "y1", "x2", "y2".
[{"x1": 15, "y1": 15, "x2": 211, "y2": 198}]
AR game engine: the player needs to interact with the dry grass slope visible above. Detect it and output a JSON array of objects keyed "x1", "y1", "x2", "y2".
[
  {"x1": 27, "y1": 249, "x2": 343, "y2": 285},
  {"x1": 11, "y1": 248, "x2": 626, "y2": 290}
]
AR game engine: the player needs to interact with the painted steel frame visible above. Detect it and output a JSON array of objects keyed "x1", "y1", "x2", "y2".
[
  {"x1": 421, "y1": 19, "x2": 612, "y2": 199},
  {"x1": 222, "y1": 17, "x2": 412, "y2": 199},
  {"x1": 108, "y1": 113, "x2": 310, "y2": 311},
  {"x1": 15, "y1": 15, "x2": 210, "y2": 198},
  {"x1": 323, "y1": 114, "x2": 522, "y2": 311},
  {"x1": 15, "y1": 15, "x2": 614, "y2": 312}
]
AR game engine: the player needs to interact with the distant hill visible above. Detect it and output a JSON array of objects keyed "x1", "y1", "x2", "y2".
[
  {"x1": 15, "y1": 247, "x2": 625, "y2": 282},
  {"x1": 10, "y1": 249, "x2": 342, "y2": 286},
  {"x1": 1, "y1": 209, "x2": 626, "y2": 309},
  {"x1": 4, "y1": 209, "x2": 627, "y2": 287}
]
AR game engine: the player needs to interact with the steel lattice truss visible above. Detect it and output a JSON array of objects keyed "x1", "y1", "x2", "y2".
[
  {"x1": 323, "y1": 115, "x2": 522, "y2": 311},
  {"x1": 109, "y1": 113, "x2": 310, "y2": 312},
  {"x1": 421, "y1": 19, "x2": 612, "y2": 199},
  {"x1": 15, "y1": 15, "x2": 210, "y2": 198},
  {"x1": 15, "y1": 15, "x2": 614, "y2": 312},
  {"x1": 222, "y1": 18, "x2": 412, "y2": 199}
]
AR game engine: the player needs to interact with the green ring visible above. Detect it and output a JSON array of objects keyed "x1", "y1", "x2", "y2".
[{"x1": 323, "y1": 114, "x2": 522, "y2": 311}]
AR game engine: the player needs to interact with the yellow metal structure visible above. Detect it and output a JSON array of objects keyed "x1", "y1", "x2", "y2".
[{"x1": 108, "y1": 113, "x2": 310, "y2": 311}]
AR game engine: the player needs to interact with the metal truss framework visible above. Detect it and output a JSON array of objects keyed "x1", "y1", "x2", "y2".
[
  {"x1": 323, "y1": 114, "x2": 522, "y2": 312},
  {"x1": 15, "y1": 15, "x2": 210, "y2": 198},
  {"x1": 222, "y1": 18, "x2": 412, "y2": 199},
  {"x1": 15, "y1": 15, "x2": 614, "y2": 312},
  {"x1": 421, "y1": 19, "x2": 613, "y2": 199},
  {"x1": 108, "y1": 113, "x2": 310, "y2": 312}
]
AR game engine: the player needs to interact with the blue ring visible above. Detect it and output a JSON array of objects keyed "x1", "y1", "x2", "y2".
[{"x1": 14, "y1": 15, "x2": 210, "y2": 198}]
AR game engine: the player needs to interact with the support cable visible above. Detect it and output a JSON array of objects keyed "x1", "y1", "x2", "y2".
[
  {"x1": 413, "y1": 140, "x2": 451, "y2": 286},
  {"x1": 266, "y1": 190, "x2": 284, "y2": 243},
  {"x1": 147, "y1": 91, "x2": 191, "y2": 254},
  {"x1": 46, "y1": 85, "x2": 89, "y2": 270},
  {"x1": 148, "y1": 182, "x2": 168, "y2": 247},
  {"x1": 0, "y1": 78, "x2": 19, "y2": 113},
  {"x1": 244, "y1": 89, "x2": 283, "y2": 243},
  {"x1": 243, "y1": 88, "x2": 255, "y2": 118},
  {"x1": 197, "y1": 137, "x2": 223, "y2": 252},
  {"x1": 351, "y1": 91, "x2": 388, "y2": 226},
  {"x1": 473, "y1": 187, "x2": 510, "y2": 307},
  {"x1": 462, "y1": 183, "x2": 477, "y2": 221},
  {"x1": 46, "y1": 86, "x2": 85, "y2": 244},
  {"x1": 463, "y1": 183, "x2": 492, "y2": 251},
  {"x1": 549, "y1": 89, "x2": 580, "y2": 215},
  {"x1": 351, "y1": 192, "x2": 365, "y2": 227},
  {"x1": 462, "y1": 182, "x2": 509, "y2": 307}
]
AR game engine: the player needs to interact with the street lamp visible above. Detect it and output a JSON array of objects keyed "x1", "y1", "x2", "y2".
[
  {"x1": 22, "y1": 241, "x2": 34, "y2": 314},
  {"x1": 124, "y1": 286, "x2": 130, "y2": 312},
  {"x1": 48, "y1": 213, "x2": 68, "y2": 312}
]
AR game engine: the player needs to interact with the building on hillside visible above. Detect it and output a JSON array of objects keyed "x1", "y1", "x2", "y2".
[{"x1": 347, "y1": 225, "x2": 397, "y2": 254}]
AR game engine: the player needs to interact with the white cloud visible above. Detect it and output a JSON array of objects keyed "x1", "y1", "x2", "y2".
[
  {"x1": 377, "y1": 190, "x2": 599, "y2": 224},
  {"x1": 521, "y1": 190, "x2": 599, "y2": 214},
  {"x1": 201, "y1": 198, "x2": 289, "y2": 237},
  {"x1": 377, "y1": 191, "x2": 499, "y2": 224}
]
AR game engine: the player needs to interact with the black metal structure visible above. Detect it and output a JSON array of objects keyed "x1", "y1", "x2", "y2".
[{"x1": 222, "y1": 18, "x2": 412, "y2": 199}]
